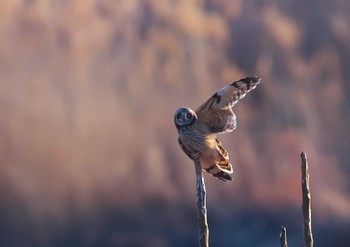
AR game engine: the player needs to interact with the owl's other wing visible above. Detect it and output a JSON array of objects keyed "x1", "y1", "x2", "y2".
[{"x1": 196, "y1": 76, "x2": 260, "y2": 134}]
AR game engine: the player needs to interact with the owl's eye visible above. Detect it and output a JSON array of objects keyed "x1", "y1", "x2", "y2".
[
  {"x1": 186, "y1": 113, "x2": 192, "y2": 118},
  {"x1": 177, "y1": 114, "x2": 182, "y2": 119}
]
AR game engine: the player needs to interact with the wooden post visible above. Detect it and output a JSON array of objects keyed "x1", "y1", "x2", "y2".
[
  {"x1": 279, "y1": 226, "x2": 288, "y2": 247},
  {"x1": 194, "y1": 159, "x2": 209, "y2": 247},
  {"x1": 301, "y1": 152, "x2": 314, "y2": 247}
]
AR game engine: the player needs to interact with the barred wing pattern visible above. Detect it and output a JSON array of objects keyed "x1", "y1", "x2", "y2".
[
  {"x1": 197, "y1": 76, "x2": 261, "y2": 111},
  {"x1": 196, "y1": 76, "x2": 261, "y2": 134}
]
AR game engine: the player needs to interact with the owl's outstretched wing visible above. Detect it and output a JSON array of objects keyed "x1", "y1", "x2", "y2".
[
  {"x1": 197, "y1": 76, "x2": 261, "y2": 111},
  {"x1": 196, "y1": 76, "x2": 261, "y2": 134}
]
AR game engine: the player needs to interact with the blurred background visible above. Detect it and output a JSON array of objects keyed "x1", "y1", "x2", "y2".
[{"x1": 0, "y1": 0, "x2": 350, "y2": 246}]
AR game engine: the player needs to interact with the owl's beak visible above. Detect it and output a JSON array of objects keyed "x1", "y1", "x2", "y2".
[{"x1": 181, "y1": 114, "x2": 185, "y2": 121}]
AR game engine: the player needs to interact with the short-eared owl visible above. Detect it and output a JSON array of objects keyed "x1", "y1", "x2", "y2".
[{"x1": 174, "y1": 76, "x2": 261, "y2": 182}]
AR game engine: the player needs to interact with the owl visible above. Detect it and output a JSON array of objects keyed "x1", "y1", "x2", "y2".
[{"x1": 174, "y1": 76, "x2": 261, "y2": 182}]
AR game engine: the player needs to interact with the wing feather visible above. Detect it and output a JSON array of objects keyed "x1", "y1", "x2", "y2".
[
  {"x1": 202, "y1": 139, "x2": 233, "y2": 182},
  {"x1": 196, "y1": 76, "x2": 260, "y2": 134},
  {"x1": 196, "y1": 76, "x2": 261, "y2": 112}
]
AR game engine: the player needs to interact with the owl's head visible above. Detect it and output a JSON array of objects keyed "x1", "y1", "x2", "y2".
[{"x1": 174, "y1": 107, "x2": 197, "y2": 129}]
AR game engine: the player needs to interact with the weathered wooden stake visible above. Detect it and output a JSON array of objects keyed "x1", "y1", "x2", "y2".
[
  {"x1": 194, "y1": 159, "x2": 209, "y2": 247},
  {"x1": 280, "y1": 226, "x2": 288, "y2": 247},
  {"x1": 301, "y1": 152, "x2": 314, "y2": 247}
]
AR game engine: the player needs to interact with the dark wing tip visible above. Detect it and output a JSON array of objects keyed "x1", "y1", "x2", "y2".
[
  {"x1": 223, "y1": 173, "x2": 232, "y2": 181},
  {"x1": 238, "y1": 76, "x2": 261, "y2": 91},
  {"x1": 242, "y1": 76, "x2": 261, "y2": 85},
  {"x1": 214, "y1": 171, "x2": 232, "y2": 182}
]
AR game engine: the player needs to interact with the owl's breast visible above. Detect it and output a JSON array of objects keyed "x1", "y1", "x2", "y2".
[{"x1": 179, "y1": 126, "x2": 205, "y2": 152}]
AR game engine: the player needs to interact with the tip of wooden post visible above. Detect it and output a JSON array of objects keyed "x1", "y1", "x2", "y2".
[
  {"x1": 301, "y1": 152, "x2": 307, "y2": 160},
  {"x1": 280, "y1": 226, "x2": 288, "y2": 247}
]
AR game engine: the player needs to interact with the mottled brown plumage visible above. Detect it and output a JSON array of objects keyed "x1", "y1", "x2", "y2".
[{"x1": 174, "y1": 76, "x2": 261, "y2": 181}]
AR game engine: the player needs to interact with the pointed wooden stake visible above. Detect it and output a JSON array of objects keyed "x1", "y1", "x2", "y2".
[
  {"x1": 194, "y1": 159, "x2": 209, "y2": 247},
  {"x1": 301, "y1": 152, "x2": 314, "y2": 247},
  {"x1": 280, "y1": 226, "x2": 288, "y2": 247}
]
